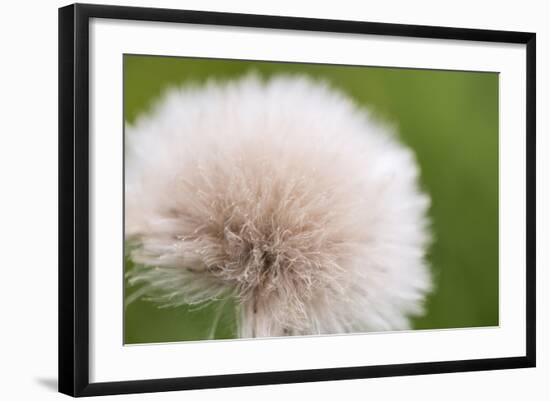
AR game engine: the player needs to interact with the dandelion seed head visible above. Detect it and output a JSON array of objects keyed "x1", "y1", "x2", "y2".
[{"x1": 125, "y1": 74, "x2": 432, "y2": 338}]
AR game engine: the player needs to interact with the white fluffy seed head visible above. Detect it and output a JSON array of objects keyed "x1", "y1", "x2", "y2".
[{"x1": 125, "y1": 74, "x2": 432, "y2": 338}]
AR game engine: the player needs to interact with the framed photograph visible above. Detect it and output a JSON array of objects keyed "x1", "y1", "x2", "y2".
[{"x1": 58, "y1": 3, "x2": 536, "y2": 397}]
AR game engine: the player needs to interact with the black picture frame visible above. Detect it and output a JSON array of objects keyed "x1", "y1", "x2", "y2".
[{"x1": 58, "y1": 3, "x2": 536, "y2": 397}]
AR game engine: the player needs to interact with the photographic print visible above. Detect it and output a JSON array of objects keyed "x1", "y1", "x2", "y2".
[
  {"x1": 59, "y1": 4, "x2": 535, "y2": 395},
  {"x1": 123, "y1": 55, "x2": 499, "y2": 344}
]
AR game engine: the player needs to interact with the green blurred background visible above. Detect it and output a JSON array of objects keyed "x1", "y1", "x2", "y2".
[{"x1": 124, "y1": 54, "x2": 499, "y2": 344}]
